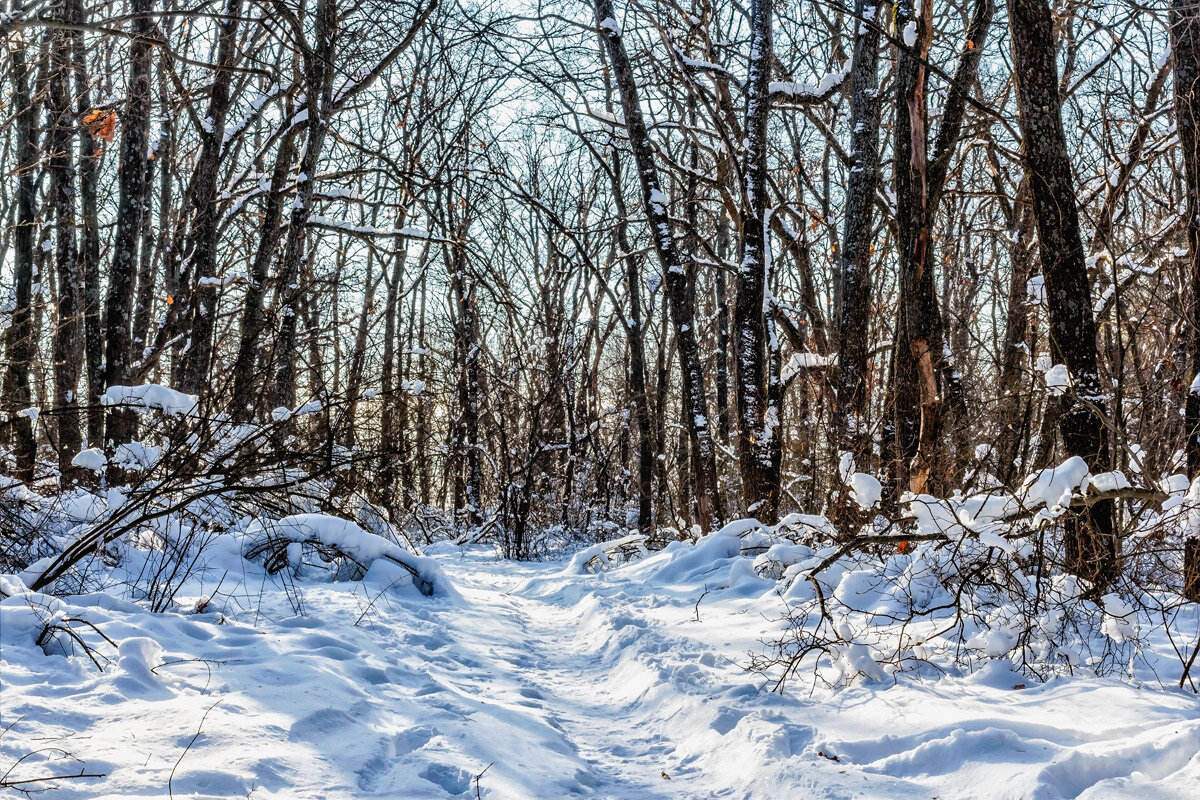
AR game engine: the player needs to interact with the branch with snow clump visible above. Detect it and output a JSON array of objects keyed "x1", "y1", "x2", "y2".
[{"x1": 242, "y1": 514, "x2": 449, "y2": 597}]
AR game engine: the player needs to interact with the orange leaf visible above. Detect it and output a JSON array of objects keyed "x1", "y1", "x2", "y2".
[
  {"x1": 83, "y1": 109, "x2": 117, "y2": 143},
  {"x1": 967, "y1": 40, "x2": 974, "y2": 50},
  {"x1": 166, "y1": 295, "x2": 174, "y2": 305},
  {"x1": 897, "y1": 540, "x2": 912, "y2": 554}
]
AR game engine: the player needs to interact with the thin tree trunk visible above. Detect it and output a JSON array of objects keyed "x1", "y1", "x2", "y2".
[
  {"x1": 46, "y1": 15, "x2": 83, "y2": 479},
  {"x1": 833, "y1": 0, "x2": 886, "y2": 480},
  {"x1": 231, "y1": 126, "x2": 297, "y2": 420},
  {"x1": 177, "y1": 0, "x2": 244, "y2": 394},
  {"x1": 104, "y1": 0, "x2": 155, "y2": 455},
  {"x1": 610, "y1": 150, "x2": 654, "y2": 534},
  {"x1": 272, "y1": 0, "x2": 337, "y2": 409},
  {"x1": 594, "y1": 0, "x2": 724, "y2": 531},
  {"x1": 378, "y1": 207, "x2": 412, "y2": 508},
  {"x1": 68, "y1": 0, "x2": 103, "y2": 448},
  {"x1": 1, "y1": 14, "x2": 39, "y2": 482}
]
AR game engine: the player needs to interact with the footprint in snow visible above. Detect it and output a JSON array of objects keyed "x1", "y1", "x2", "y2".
[{"x1": 419, "y1": 762, "x2": 473, "y2": 795}]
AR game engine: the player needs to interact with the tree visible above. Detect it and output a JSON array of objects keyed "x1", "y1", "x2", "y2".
[
  {"x1": 1172, "y1": 0, "x2": 1200, "y2": 477},
  {"x1": 1008, "y1": 0, "x2": 1116, "y2": 587},
  {"x1": 593, "y1": 0, "x2": 724, "y2": 532}
]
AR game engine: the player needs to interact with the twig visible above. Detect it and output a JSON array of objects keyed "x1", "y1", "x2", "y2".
[
  {"x1": 692, "y1": 585, "x2": 711, "y2": 623},
  {"x1": 473, "y1": 762, "x2": 493, "y2": 800},
  {"x1": 169, "y1": 701, "x2": 221, "y2": 799}
]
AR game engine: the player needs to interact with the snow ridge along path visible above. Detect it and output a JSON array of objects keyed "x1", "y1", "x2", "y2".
[{"x1": 2, "y1": 546, "x2": 1199, "y2": 799}]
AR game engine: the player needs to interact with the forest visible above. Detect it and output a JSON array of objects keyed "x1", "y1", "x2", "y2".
[{"x1": 2, "y1": 0, "x2": 1200, "y2": 798}]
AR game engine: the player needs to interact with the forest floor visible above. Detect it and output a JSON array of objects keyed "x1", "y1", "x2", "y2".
[{"x1": 3, "y1": 541, "x2": 1199, "y2": 799}]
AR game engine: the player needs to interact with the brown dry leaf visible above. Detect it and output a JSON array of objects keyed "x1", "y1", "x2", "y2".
[{"x1": 83, "y1": 109, "x2": 117, "y2": 143}]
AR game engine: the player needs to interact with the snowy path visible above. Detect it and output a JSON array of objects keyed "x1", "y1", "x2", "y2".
[{"x1": 3, "y1": 547, "x2": 1200, "y2": 799}]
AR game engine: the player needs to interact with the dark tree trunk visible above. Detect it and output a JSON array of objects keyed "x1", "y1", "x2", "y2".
[
  {"x1": 177, "y1": 0, "x2": 244, "y2": 394},
  {"x1": 449, "y1": 252, "x2": 482, "y2": 528},
  {"x1": 68, "y1": 0, "x2": 104, "y2": 448},
  {"x1": 891, "y1": 0, "x2": 945, "y2": 495},
  {"x1": 1009, "y1": 0, "x2": 1116, "y2": 588},
  {"x1": 610, "y1": 150, "x2": 654, "y2": 535},
  {"x1": 272, "y1": 0, "x2": 337, "y2": 409},
  {"x1": 1171, "y1": 0, "x2": 1200, "y2": 476},
  {"x1": 833, "y1": 0, "x2": 885, "y2": 477},
  {"x1": 994, "y1": 186, "x2": 1037, "y2": 482},
  {"x1": 715, "y1": 220, "x2": 731, "y2": 444},
  {"x1": 231, "y1": 126, "x2": 297, "y2": 420},
  {"x1": 1, "y1": 17, "x2": 39, "y2": 482},
  {"x1": 46, "y1": 15, "x2": 83, "y2": 480},
  {"x1": 131, "y1": 133, "x2": 161, "y2": 369},
  {"x1": 104, "y1": 0, "x2": 155, "y2": 454},
  {"x1": 594, "y1": 0, "x2": 724, "y2": 531},
  {"x1": 378, "y1": 208, "x2": 413, "y2": 509},
  {"x1": 735, "y1": 0, "x2": 781, "y2": 523},
  {"x1": 342, "y1": 190, "x2": 387, "y2": 449}
]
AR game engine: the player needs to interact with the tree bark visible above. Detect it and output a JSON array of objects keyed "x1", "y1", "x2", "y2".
[
  {"x1": 46, "y1": 14, "x2": 83, "y2": 480},
  {"x1": 610, "y1": 150, "x2": 655, "y2": 535},
  {"x1": 272, "y1": 0, "x2": 337, "y2": 410},
  {"x1": 230, "y1": 125, "x2": 297, "y2": 420},
  {"x1": 67, "y1": 0, "x2": 104, "y2": 448},
  {"x1": 176, "y1": 0, "x2": 244, "y2": 394},
  {"x1": 735, "y1": 0, "x2": 781, "y2": 523},
  {"x1": 833, "y1": 0, "x2": 886, "y2": 478},
  {"x1": 104, "y1": 0, "x2": 155, "y2": 454},
  {"x1": 1171, "y1": 0, "x2": 1200, "y2": 476},
  {"x1": 594, "y1": 0, "x2": 724, "y2": 532},
  {"x1": 1009, "y1": 0, "x2": 1116, "y2": 588},
  {"x1": 1, "y1": 13, "x2": 39, "y2": 482}
]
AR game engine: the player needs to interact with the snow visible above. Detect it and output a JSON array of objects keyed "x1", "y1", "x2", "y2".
[
  {"x1": 113, "y1": 441, "x2": 163, "y2": 471},
  {"x1": 1091, "y1": 470, "x2": 1131, "y2": 493},
  {"x1": 565, "y1": 533, "x2": 649, "y2": 574},
  {"x1": 243, "y1": 514, "x2": 451, "y2": 597},
  {"x1": 101, "y1": 384, "x2": 199, "y2": 416},
  {"x1": 1020, "y1": 456, "x2": 1092, "y2": 513},
  {"x1": 768, "y1": 59, "x2": 851, "y2": 100},
  {"x1": 1044, "y1": 363, "x2": 1072, "y2": 395},
  {"x1": 902, "y1": 21, "x2": 917, "y2": 47},
  {"x1": 839, "y1": 452, "x2": 882, "y2": 510},
  {"x1": 71, "y1": 447, "x2": 107, "y2": 473},
  {"x1": 1, "y1": 518, "x2": 1197, "y2": 799}
]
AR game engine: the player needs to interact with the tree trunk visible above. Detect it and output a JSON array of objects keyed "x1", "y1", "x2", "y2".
[
  {"x1": 610, "y1": 150, "x2": 654, "y2": 535},
  {"x1": 177, "y1": 0, "x2": 244, "y2": 394},
  {"x1": 1171, "y1": 0, "x2": 1200, "y2": 476},
  {"x1": 68, "y1": 0, "x2": 104, "y2": 448},
  {"x1": 1, "y1": 16, "x2": 39, "y2": 482},
  {"x1": 104, "y1": 0, "x2": 155, "y2": 455},
  {"x1": 594, "y1": 0, "x2": 724, "y2": 531},
  {"x1": 735, "y1": 0, "x2": 781, "y2": 523},
  {"x1": 46, "y1": 15, "x2": 83, "y2": 479},
  {"x1": 1009, "y1": 0, "x2": 1116, "y2": 588},
  {"x1": 892, "y1": 0, "x2": 945, "y2": 495},
  {"x1": 833, "y1": 0, "x2": 886, "y2": 480},
  {"x1": 378, "y1": 207, "x2": 413, "y2": 509},
  {"x1": 272, "y1": 0, "x2": 337, "y2": 409},
  {"x1": 231, "y1": 126, "x2": 297, "y2": 420}
]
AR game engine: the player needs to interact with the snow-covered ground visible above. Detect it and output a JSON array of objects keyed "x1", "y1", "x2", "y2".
[{"x1": 3, "y1": 539, "x2": 1199, "y2": 799}]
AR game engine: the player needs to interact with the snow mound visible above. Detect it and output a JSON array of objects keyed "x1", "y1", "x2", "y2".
[
  {"x1": 242, "y1": 514, "x2": 452, "y2": 597},
  {"x1": 565, "y1": 534, "x2": 649, "y2": 574}
]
